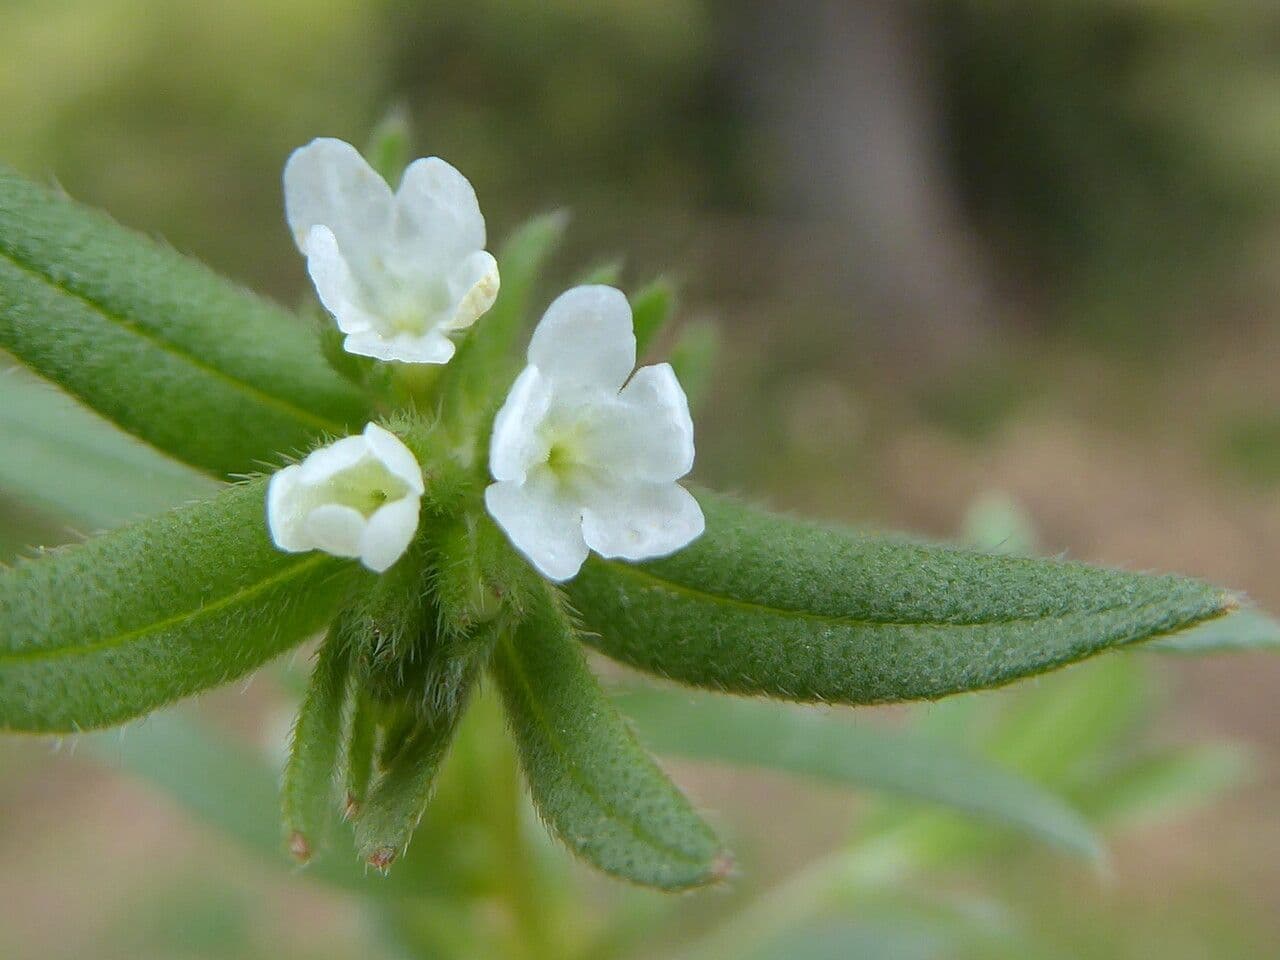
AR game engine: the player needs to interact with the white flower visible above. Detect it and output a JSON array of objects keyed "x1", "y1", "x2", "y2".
[
  {"x1": 284, "y1": 137, "x2": 499, "y2": 364},
  {"x1": 267, "y1": 423, "x2": 425, "y2": 573},
  {"x1": 485, "y1": 285, "x2": 705, "y2": 581}
]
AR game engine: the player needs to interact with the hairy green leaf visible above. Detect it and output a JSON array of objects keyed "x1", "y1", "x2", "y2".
[
  {"x1": 353, "y1": 707, "x2": 469, "y2": 870},
  {"x1": 0, "y1": 481, "x2": 354, "y2": 732},
  {"x1": 613, "y1": 687, "x2": 1100, "y2": 859},
  {"x1": 0, "y1": 167, "x2": 368, "y2": 476},
  {"x1": 631, "y1": 278, "x2": 676, "y2": 359},
  {"x1": 282, "y1": 630, "x2": 351, "y2": 862},
  {"x1": 492, "y1": 598, "x2": 726, "y2": 890},
  {"x1": 0, "y1": 367, "x2": 214, "y2": 529},
  {"x1": 568, "y1": 492, "x2": 1233, "y2": 705},
  {"x1": 1147, "y1": 607, "x2": 1280, "y2": 653}
]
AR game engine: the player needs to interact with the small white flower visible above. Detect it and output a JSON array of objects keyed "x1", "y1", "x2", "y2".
[
  {"x1": 267, "y1": 423, "x2": 425, "y2": 573},
  {"x1": 284, "y1": 137, "x2": 499, "y2": 364},
  {"x1": 485, "y1": 285, "x2": 705, "y2": 581}
]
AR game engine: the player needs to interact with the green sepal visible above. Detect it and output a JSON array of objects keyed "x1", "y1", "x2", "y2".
[
  {"x1": 0, "y1": 480, "x2": 355, "y2": 732},
  {"x1": 567, "y1": 491, "x2": 1234, "y2": 706},
  {"x1": 491, "y1": 592, "x2": 728, "y2": 891},
  {"x1": 0, "y1": 166, "x2": 369, "y2": 477},
  {"x1": 281, "y1": 626, "x2": 352, "y2": 862}
]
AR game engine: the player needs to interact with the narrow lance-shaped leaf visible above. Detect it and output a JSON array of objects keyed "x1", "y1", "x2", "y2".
[
  {"x1": 1146, "y1": 607, "x2": 1280, "y2": 654},
  {"x1": 567, "y1": 491, "x2": 1234, "y2": 706},
  {"x1": 613, "y1": 687, "x2": 1101, "y2": 860},
  {"x1": 281, "y1": 627, "x2": 352, "y2": 862},
  {"x1": 0, "y1": 367, "x2": 215, "y2": 529},
  {"x1": 630, "y1": 278, "x2": 676, "y2": 359},
  {"x1": 441, "y1": 212, "x2": 567, "y2": 447},
  {"x1": 0, "y1": 166, "x2": 369, "y2": 476},
  {"x1": 491, "y1": 594, "x2": 728, "y2": 891},
  {"x1": 352, "y1": 626, "x2": 496, "y2": 870},
  {"x1": 0, "y1": 481, "x2": 356, "y2": 732}
]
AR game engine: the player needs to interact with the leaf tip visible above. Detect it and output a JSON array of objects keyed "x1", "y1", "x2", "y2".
[
  {"x1": 366, "y1": 845, "x2": 397, "y2": 872},
  {"x1": 343, "y1": 792, "x2": 361, "y2": 821},
  {"x1": 708, "y1": 849, "x2": 736, "y2": 884},
  {"x1": 288, "y1": 831, "x2": 312, "y2": 864}
]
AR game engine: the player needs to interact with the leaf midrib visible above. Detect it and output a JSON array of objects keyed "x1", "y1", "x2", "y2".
[
  {"x1": 497, "y1": 631, "x2": 714, "y2": 874},
  {"x1": 0, "y1": 553, "x2": 333, "y2": 663},
  {"x1": 0, "y1": 242, "x2": 346, "y2": 437}
]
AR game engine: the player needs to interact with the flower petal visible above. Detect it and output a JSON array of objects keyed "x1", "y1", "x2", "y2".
[
  {"x1": 392, "y1": 156, "x2": 487, "y2": 267},
  {"x1": 266, "y1": 465, "x2": 308, "y2": 552},
  {"x1": 489, "y1": 366, "x2": 554, "y2": 484},
  {"x1": 363, "y1": 423, "x2": 425, "y2": 494},
  {"x1": 342, "y1": 329, "x2": 457, "y2": 364},
  {"x1": 581, "y1": 481, "x2": 704, "y2": 562},
  {"x1": 580, "y1": 363, "x2": 695, "y2": 482},
  {"x1": 360, "y1": 496, "x2": 420, "y2": 572},
  {"x1": 304, "y1": 504, "x2": 366, "y2": 558},
  {"x1": 485, "y1": 477, "x2": 589, "y2": 582},
  {"x1": 304, "y1": 226, "x2": 380, "y2": 336},
  {"x1": 528, "y1": 286, "x2": 635, "y2": 395},
  {"x1": 284, "y1": 138, "x2": 393, "y2": 264},
  {"x1": 442, "y1": 249, "x2": 500, "y2": 332},
  {"x1": 297, "y1": 433, "x2": 371, "y2": 484}
]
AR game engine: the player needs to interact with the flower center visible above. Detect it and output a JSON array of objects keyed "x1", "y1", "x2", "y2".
[{"x1": 321, "y1": 457, "x2": 411, "y2": 517}]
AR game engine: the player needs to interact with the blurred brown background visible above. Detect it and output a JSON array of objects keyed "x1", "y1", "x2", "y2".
[{"x1": 2, "y1": 0, "x2": 1279, "y2": 957}]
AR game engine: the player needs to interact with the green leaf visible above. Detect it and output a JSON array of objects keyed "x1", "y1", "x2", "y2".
[
  {"x1": 491, "y1": 596, "x2": 727, "y2": 890},
  {"x1": 442, "y1": 212, "x2": 567, "y2": 445},
  {"x1": 0, "y1": 367, "x2": 215, "y2": 529},
  {"x1": 576, "y1": 259, "x2": 624, "y2": 287},
  {"x1": 568, "y1": 492, "x2": 1233, "y2": 706},
  {"x1": 82, "y1": 711, "x2": 370, "y2": 892},
  {"x1": 0, "y1": 481, "x2": 355, "y2": 732},
  {"x1": 353, "y1": 705, "x2": 470, "y2": 870},
  {"x1": 631, "y1": 278, "x2": 676, "y2": 359},
  {"x1": 1147, "y1": 607, "x2": 1280, "y2": 653},
  {"x1": 363, "y1": 103, "x2": 413, "y2": 184},
  {"x1": 281, "y1": 629, "x2": 351, "y2": 862},
  {"x1": 668, "y1": 319, "x2": 718, "y2": 411},
  {"x1": 613, "y1": 687, "x2": 1101, "y2": 859},
  {"x1": 0, "y1": 166, "x2": 369, "y2": 477},
  {"x1": 343, "y1": 686, "x2": 377, "y2": 817},
  {"x1": 1079, "y1": 743, "x2": 1250, "y2": 829}
]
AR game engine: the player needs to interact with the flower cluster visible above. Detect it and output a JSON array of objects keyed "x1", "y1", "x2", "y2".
[{"x1": 268, "y1": 139, "x2": 704, "y2": 579}]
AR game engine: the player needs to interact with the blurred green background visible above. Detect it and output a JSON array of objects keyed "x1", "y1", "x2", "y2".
[{"x1": 3, "y1": 0, "x2": 1280, "y2": 957}]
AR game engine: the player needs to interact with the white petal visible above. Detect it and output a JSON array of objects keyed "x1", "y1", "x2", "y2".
[
  {"x1": 489, "y1": 366, "x2": 553, "y2": 484},
  {"x1": 303, "y1": 504, "x2": 366, "y2": 558},
  {"x1": 284, "y1": 138, "x2": 393, "y2": 263},
  {"x1": 441, "y1": 250, "x2": 500, "y2": 332},
  {"x1": 580, "y1": 363, "x2": 695, "y2": 482},
  {"x1": 581, "y1": 482, "x2": 705, "y2": 562},
  {"x1": 343, "y1": 329, "x2": 457, "y2": 364},
  {"x1": 364, "y1": 423, "x2": 425, "y2": 494},
  {"x1": 528, "y1": 285, "x2": 635, "y2": 394},
  {"x1": 392, "y1": 156, "x2": 486, "y2": 266},
  {"x1": 359, "y1": 496, "x2": 420, "y2": 572},
  {"x1": 266, "y1": 465, "x2": 308, "y2": 552},
  {"x1": 297, "y1": 433, "x2": 370, "y2": 484},
  {"x1": 304, "y1": 226, "x2": 379, "y2": 336},
  {"x1": 485, "y1": 478, "x2": 589, "y2": 582}
]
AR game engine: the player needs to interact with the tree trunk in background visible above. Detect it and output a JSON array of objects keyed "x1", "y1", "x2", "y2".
[{"x1": 728, "y1": 0, "x2": 996, "y2": 363}]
